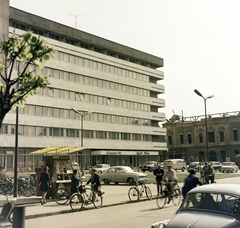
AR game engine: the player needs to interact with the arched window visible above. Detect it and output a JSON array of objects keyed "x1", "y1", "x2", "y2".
[
  {"x1": 199, "y1": 133, "x2": 203, "y2": 143},
  {"x1": 168, "y1": 135, "x2": 172, "y2": 145}
]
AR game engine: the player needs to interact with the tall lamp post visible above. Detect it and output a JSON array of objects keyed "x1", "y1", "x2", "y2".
[
  {"x1": 166, "y1": 119, "x2": 175, "y2": 159},
  {"x1": 194, "y1": 89, "x2": 214, "y2": 162},
  {"x1": 71, "y1": 108, "x2": 91, "y2": 176}
]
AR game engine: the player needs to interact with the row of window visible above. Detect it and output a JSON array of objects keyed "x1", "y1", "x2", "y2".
[
  {"x1": 11, "y1": 104, "x2": 152, "y2": 126},
  {"x1": 168, "y1": 130, "x2": 239, "y2": 145},
  {"x1": 41, "y1": 66, "x2": 150, "y2": 97},
  {"x1": 36, "y1": 87, "x2": 151, "y2": 112},
  {"x1": 54, "y1": 51, "x2": 153, "y2": 83},
  {"x1": 0, "y1": 124, "x2": 153, "y2": 141},
  {"x1": 11, "y1": 22, "x2": 157, "y2": 69}
]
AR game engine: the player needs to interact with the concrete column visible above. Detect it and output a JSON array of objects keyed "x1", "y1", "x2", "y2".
[{"x1": 0, "y1": 0, "x2": 9, "y2": 41}]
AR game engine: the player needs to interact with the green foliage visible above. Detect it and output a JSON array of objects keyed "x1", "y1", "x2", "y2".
[{"x1": 0, "y1": 31, "x2": 55, "y2": 127}]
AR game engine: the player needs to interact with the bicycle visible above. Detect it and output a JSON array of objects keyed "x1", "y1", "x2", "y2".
[
  {"x1": 128, "y1": 180, "x2": 152, "y2": 202},
  {"x1": 69, "y1": 184, "x2": 103, "y2": 212},
  {"x1": 156, "y1": 182, "x2": 181, "y2": 209},
  {"x1": 0, "y1": 195, "x2": 17, "y2": 226},
  {"x1": 53, "y1": 182, "x2": 72, "y2": 205}
]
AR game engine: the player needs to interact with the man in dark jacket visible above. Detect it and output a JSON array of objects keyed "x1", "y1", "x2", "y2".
[
  {"x1": 182, "y1": 169, "x2": 202, "y2": 198},
  {"x1": 86, "y1": 168, "x2": 103, "y2": 195},
  {"x1": 153, "y1": 165, "x2": 164, "y2": 195}
]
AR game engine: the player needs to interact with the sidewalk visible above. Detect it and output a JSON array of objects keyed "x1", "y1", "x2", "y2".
[{"x1": 1, "y1": 175, "x2": 240, "y2": 221}]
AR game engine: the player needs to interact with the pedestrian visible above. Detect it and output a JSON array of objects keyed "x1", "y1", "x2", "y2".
[
  {"x1": 182, "y1": 169, "x2": 202, "y2": 198},
  {"x1": 153, "y1": 165, "x2": 164, "y2": 195},
  {"x1": 86, "y1": 168, "x2": 104, "y2": 195},
  {"x1": 39, "y1": 166, "x2": 51, "y2": 205},
  {"x1": 71, "y1": 169, "x2": 80, "y2": 194}
]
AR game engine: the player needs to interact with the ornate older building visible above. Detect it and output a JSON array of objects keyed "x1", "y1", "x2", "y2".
[{"x1": 163, "y1": 111, "x2": 240, "y2": 163}]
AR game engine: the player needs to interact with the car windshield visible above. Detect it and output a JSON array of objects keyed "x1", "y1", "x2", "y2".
[
  {"x1": 180, "y1": 192, "x2": 240, "y2": 215},
  {"x1": 96, "y1": 165, "x2": 103, "y2": 168},
  {"x1": 222, "y1": 162, "x2": 234, "y2": 166},
  {"x1": 189, "y1": 162, "x2": 198, "y2": 166},
  {"x1": 124, "y1": 167, "x2": 134, "y2": 172}
]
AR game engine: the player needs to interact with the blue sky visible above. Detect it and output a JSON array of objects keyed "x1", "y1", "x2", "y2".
[{"x1": 10, "y1": 0, "x2": 240, "y2": 119}]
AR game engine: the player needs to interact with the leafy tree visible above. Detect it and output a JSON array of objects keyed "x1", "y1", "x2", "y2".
[{"x1": 0, "y1": 32, "x2": 54, "y2": 127}]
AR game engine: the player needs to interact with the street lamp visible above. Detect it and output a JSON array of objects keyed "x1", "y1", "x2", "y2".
[
  {"x1": 194, "y1": 89, "x2": 214, "y2": 162},
  {"x1": 71, "y1": 108, "x2": 91, "y2": 176},
  {"x1": 166, "y1": 119, "x2": 175, "y2": 159}
]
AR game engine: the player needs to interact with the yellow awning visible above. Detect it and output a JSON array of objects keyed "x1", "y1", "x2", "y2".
[{"x1": 30, "y1": 146, "x2": 86, "y2": 155}]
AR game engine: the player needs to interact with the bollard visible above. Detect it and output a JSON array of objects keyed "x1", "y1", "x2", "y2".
[{"x1": 13, "y1": 206, "x2": 25, "y2": 228}]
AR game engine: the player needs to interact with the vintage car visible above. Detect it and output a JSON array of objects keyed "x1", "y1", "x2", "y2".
[
  {"x1": 94, "y1": 164, "x2": 110, "y2": 174},
  {"x1": 99, "y1": 166, "x2": 147, "y2": 185},
  {"x1": 187, "y1": 162, "x2": 202, "y2": 172},
  {"x1": 221, "y1": 162, "x2": 238, "y2": 173},
  {"x1": 140, "y1": 161, "x2": 159, "y2": 172},
  {"x1": 209, "y1": 161, "x2": 222, "y2": 172},
  {"x1": 151, "y1": 184, "x2": 240, "y2": 228}
]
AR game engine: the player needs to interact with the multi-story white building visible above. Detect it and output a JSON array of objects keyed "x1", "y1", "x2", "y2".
[{"x1": 0, "y1": 1, "x2": 167, "y2": 170}]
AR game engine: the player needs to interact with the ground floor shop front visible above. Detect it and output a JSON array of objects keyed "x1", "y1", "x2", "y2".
[{"x1": 0, "y1": 147, "x2": 167, "y2": 171}]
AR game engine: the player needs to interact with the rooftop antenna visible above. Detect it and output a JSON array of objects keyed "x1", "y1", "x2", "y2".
[{"x1": 70, "y1": 14, "x2": 85, "y2": 29}]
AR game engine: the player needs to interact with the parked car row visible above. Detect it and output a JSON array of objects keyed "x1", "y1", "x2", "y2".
[{"x1": 187, "y1": 161, "x2": 239, "y2": 173}]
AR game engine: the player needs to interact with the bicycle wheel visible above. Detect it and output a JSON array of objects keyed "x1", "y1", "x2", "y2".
[
  {"x1": 156, "y1": 195, "x2": 166, "y2": 209},
  {"x1": 69, "y1": 193, "x2": 84, "y2": 212},
  {"x1": 92, "y1": 192, "x2": 103, "y2": 208},
  {"x1": 128, "y1": 187, "x2": 139, "y2": 202},
  {"x1": 172, "y1": 189, "x2": 181, "y2": 206},
  {"x1": 144, "y1": 186, "x2": 152, "y2": 200},
  {"x1": 54, "y1": 187, "x2": 71, "y2": 205}
]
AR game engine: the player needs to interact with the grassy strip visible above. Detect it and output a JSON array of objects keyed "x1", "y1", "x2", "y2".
[{"x1": 145, "y1": 172, "x2": 240, "y2": 184}]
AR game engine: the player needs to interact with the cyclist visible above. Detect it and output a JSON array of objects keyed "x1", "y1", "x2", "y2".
[
  {"x1": 204, "y1": 163, "x2": 215, "y2": 184},
  {"x1": 163, "y1": 165, "x2": 178, "y2": 202},
  {"x1": 86, "y1": 168, "x2": 104, "y2": 196}
]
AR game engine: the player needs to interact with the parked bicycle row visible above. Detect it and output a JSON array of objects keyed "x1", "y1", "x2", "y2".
[{"x1": 0, "y1": 175, "x2": 36, "y2": 197}]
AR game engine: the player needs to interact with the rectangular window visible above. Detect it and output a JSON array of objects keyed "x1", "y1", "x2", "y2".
[
  {"x1": 208, "y1": 132, "x2": 215, "y2": 143},
  {"x1": 121, "y1": 133, "x2": 130, "y2": 140},
  {"x1": 109, "y1": 132, "x2": 119, "y2": 140},
  {"x1": 84, "y1": 130, "x2": 93, "y2": 138},
  {"x1": 96, "y1": 131, "x2": 107, "y2": 139},
  {"x1": 233, "y1": 130, "x2": 238, "y2": 141},
  {"x1": 132, "y1": 134, "x2": 141, "y2": 141}
]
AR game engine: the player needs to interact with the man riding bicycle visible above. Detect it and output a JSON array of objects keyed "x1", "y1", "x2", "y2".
[
  {"x1": 204, "y1": 163, "x2": 215, "y2": 184},
  {"x1": 163, "y1": 165, "x2": 178, "y2": 202}
]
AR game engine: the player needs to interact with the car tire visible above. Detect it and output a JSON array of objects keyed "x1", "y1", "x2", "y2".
[
  {"x1": 127, "y1": 178, "x2": 134, "y2": 185},
  {"x1": 114, "y1": 182, "x2": 119, "y2": 185},
  {"x1": 142, "y1": 170, "x2": 145, "y2": 172},
  {"x1": 182, "y1": 167, "x2": 185, "y2": 172},
  {"x1": 98, "y1": 171, "x2": 102, "y2": 174},
  {"x1": 103, "y1": 179, "x2": 110, "y2": 185}
]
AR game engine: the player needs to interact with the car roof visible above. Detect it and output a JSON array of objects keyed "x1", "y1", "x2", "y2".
[
  {"x1": 189, "y1": 184, "x2": 240, "y2": 195},
  {"x1": 109, "y1": 166, "x2": 132, "y2": 168}
]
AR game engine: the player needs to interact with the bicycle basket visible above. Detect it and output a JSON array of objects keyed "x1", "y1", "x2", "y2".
[{"x1": 78, "y1": 185, "x2": 86, "y2": 194}]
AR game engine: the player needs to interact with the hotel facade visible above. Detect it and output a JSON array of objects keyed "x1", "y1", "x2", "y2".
[{"x1": 0, "y1": 0, "x2": 167, "y2": 170}]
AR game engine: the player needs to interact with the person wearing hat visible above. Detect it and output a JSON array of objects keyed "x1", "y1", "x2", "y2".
[{"x1": 182, "y1": 169, "x2": 203, "y2": 198}]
